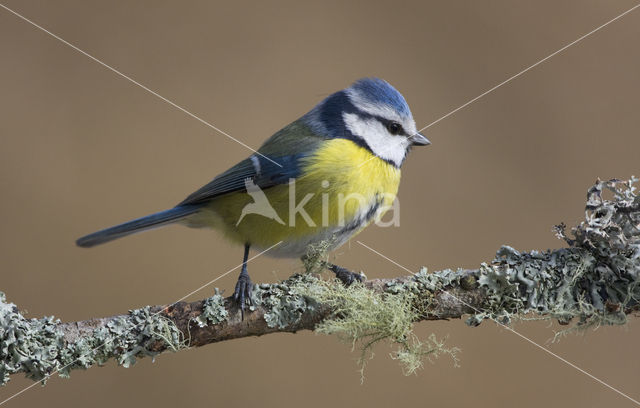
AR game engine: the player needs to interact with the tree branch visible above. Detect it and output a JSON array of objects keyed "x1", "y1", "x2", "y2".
[{"x1": 1, "y1": 178, "x2": 638, "y2": 384}]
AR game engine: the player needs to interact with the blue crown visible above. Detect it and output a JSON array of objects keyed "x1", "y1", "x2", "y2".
[
  {"x1": 302, "y1": 78, "x2": 412, "y2": 139},
  {"x1": 348, "y1": 78, "x2": 411, "y2": 117}
]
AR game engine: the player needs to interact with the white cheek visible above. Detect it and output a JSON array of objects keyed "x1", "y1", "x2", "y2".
[{"x1": 343, "y1": 113, "x2": 409, "y2": 166}]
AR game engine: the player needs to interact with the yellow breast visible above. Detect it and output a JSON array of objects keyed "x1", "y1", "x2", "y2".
[
  {"x1": 197, "y1": 138, "x2": 401, "y2": 257},
  {"x1": 300, "y1": 138, "x2": 401, "y2": 225}
]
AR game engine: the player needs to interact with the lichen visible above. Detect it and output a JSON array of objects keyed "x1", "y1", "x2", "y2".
[
  {"x1": 58, "y1": 306, "x2": 185, "y2": 378},
  {"x1": 249, "y1": 270, "x2": 461, "y2": 377},
  {"x1": 252, "y1": 274, "x2": 321, "y2": 329},
  {"x1": 0, "y1": 292, "x2": 65, "y2": 384},
  {"x1": 301, "y1": 238, "x2": 336, "y2": 275},
  {"x1": 195, "y1": 289, "x2": 228, "y2": 327},
  {"x1": 0, "y1": 295, "x2": 185, "y2": 386},
  {"x1": 391, "y1": 333, "x2": 459, "y2": 376},
  {"x1": 300, "y1": 277, "x2": 459, "y2": 379},
  {"x1": 470, "y1": 177, "x2": 640, "y2": 332}
]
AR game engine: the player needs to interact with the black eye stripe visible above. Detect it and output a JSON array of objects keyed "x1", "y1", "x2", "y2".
[
  {"x1": 376, "y1": 117, "x2": 405, "y2": 135},
  {"x1": 344, "y1": 110, "x2": 406, "y2": 136}
]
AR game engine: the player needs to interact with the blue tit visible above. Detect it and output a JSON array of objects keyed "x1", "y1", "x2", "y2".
[{"x1": 77, "y1": 78, "x2": 431, "y2": 313}]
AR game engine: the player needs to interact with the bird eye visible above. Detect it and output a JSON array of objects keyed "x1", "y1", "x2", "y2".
[{"x1": 386, "y1": 121, "x2": 403, "y2": 135}]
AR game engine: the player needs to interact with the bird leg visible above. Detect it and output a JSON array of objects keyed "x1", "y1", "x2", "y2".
[{"x1": 233, "y1": 243, "x2": 253, "y2": 318}]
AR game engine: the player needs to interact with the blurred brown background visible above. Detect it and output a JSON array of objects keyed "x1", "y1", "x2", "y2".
[{"x1": 1, "y1": 1, "x2": 639, "y2": 407}]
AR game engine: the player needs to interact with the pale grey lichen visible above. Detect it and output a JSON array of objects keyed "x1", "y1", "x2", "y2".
[
  {"x1": 61, "y1": 306, "x2": 185, "y2": 376},
  {"x1": 470, "y1": 177, "x2": 640, "y2": 330},
  {"x1": 0, "y1": 292, "x2": 65, "y2": 384},
  {"x1": 194, "y1": 289, "x2": 228, "y2": 327},
  {"x1": 252, "y1": 274, "x2": 321, "y2": 329},
  {"x1": 0, "y1": 296, "x2": 184, "y2": 386},
  {"x1": 411, "y1": 267, "x2": 467, "y2": 292}
]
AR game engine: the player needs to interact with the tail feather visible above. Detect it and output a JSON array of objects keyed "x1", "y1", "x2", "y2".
[{"x1": 76, "y1": 205, "x2": 201, "y2": 248}]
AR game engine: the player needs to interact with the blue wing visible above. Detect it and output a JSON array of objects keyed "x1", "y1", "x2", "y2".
[
  {"x1": 178, "y1": 120, "x2": 326, "y2": 205},
  {"x1": 77, "y1": 153, "x2": 305, "y2": 247},
  {"x1": 177, "y1": 153, "x2": 306, "y2": 206}
]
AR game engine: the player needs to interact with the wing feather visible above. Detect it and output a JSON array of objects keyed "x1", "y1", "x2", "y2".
[
  {"x1": 178, "y1": 120, "x2": 325, "y2": 206},
  {"x1": 177, "y1": 154, "x2": 304, "y2": 206}
]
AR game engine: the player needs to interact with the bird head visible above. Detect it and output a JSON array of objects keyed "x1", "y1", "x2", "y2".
[{"x1": 303, "y1": 78, "x2": 430, "y2": 167}]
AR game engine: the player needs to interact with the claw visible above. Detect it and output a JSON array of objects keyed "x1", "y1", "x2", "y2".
[
  {"x1": 233, "y1": 274, "x2": 254, "y2": 319},
  {"x1": 327, "y1": 264, "x2": 364, "y2": 286}
]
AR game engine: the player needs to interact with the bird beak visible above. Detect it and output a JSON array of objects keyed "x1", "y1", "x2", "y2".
[{"x1": 411, "y1": 132, "x2": 431, "y2": 146}]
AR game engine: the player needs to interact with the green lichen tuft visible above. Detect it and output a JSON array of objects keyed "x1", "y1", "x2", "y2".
[
  {"x1": 300, "y1": 277, "x2": 459, "y2": 379},
  {"x1": 195, "y1": 289, "x2": 228, "y2": 327},
  {"x1": 391, "y1": 333, "x2": 459, "y2": 376},
  {"x1": 301, "y1": 238, "x2": 336, "y2": 275}
]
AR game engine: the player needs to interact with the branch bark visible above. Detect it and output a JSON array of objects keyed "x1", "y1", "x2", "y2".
[
  {"x1": 60, "y1": 270, "x2": 487, "y2": 349},
  {"x1": 1, "y1": 178, "x2": 638, "y2": 384}
]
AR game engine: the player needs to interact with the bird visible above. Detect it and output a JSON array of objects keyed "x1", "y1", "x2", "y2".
[{"x1": 76, "y1": 78, "x2": 431, "y2": 314}]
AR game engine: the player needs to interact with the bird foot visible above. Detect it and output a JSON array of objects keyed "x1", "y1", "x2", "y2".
[
  {"x1": 233, "y1": 274, "x2": 254, "y2": 318},
  {"x1": 327, "y1": 264, "x2": 364, "y2": 286}
]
